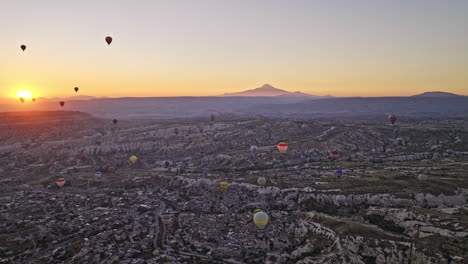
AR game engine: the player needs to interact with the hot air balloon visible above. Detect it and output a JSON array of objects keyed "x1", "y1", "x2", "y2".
[
  {"x1": 199, "y1": 151, "x2": 206, "y2": 158},
  {"x1": 388, "y1": 115, "x2": 397, "y2": 125},
  {"x1": 74, "y1": 87, "x2": 79, "y2": 93},
  {"x1": 250, "y1": 145, "x2": 258, "y2": 154},
  {"x1": 95, "y1": 171, "x2": 102, "y2": 177},
  {"x1": 209, "y1": 114, "x2": 215, "y2": 122},
  {"x1": 56, "y1": 178, "x2": 65, "y2": 188},
  {"x1": 198, "y1": 178, "x2": 210, "y2": 186},
  {"x1": 112, "y1": 119, "x2": 118, "y2": 125},
  {"x1": 257, "y1": 177, "x2": 267, "y2": 187},
  {"x1": 277, "y1": 142, "x2": 288, "y2": 154},
  {"x1": 152, "y1": 172, "x2": 161, "y2": 181},
  {"x1": 79, "y1": 155, "x2": 88, "y2": 162},
  {"x1": 161, "y1": 214, "x2": 172, "y2": 225},
  {"x1": 174, "y1": 128, "x2": 179, "y2": 135},
  {"x1": 202, "y1": 167, "x2": 209, "y2": 175},
  {"x1": 129, "y1": 156, "x2": 138, "y2": 164},
  {"x1": 220, "y1": 182, "x2": 228, "y2": 191},
  {"x1": 335, "y1": 169, "x2": 343, "y2": 179},
  {"x1": 20, "y1": 45, "x2": 26, "y2": 51},
  {"x1": 105, "y1": 36, "x2": 113, "y2": 45},
  {"x1": 108, "y1": 167, "x2": 116, "y2": 174},
  {"x1": 19, "y1": 97, "x2": 25, "y2": 103},
  {"x1": 59, "y1": 101, "x2": 65, "y2": 107},
  {"x1": 336, "y1": 194, "x2": 347, "y2": 204},
  {"x1": 32, "y1": 98, "x2": 36, "y2": 103},
  {"x1": 330, "y1": 151, "x2": 339, "y2": 160},
  {"x1": 163, "y1": 160, "x2": 171, "y2": 169},
  {"x1": 253, "y1": 211, "x2": 269, "y2": 229},
  {"x1": 417, "y1": 174, "x2": 428, "y2": 182}
]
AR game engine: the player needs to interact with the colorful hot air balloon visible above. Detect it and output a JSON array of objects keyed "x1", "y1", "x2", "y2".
[
  {"x1": 163, "y1": 160, "x2": 171, "y2": 169},
  {"x1": 112, "y1": 119, "x2": 118, "y2": 125},
  {"x1": 277, "y1": 142, "x2": 288, "y2": 154},
  {"x1": 198, "y1": 178, "x2": 210, "y2": 186},
  {"x1": 105, "y1": 36, "x2": 113, "y2": 45},
  {"x1": 59, "y1": 101, "x2": 65, "y2": 107},
  {"x1": 330, "y1": 151, "x2": 340, "y2": 160},
  {"x1": 220, "y1": 182, "x2": 228, "y2": 191},
  {"x1": 161, "y1": 214, "x2": 172, "y2": 225},
  {"x1": 19, "y1": 97, "x2": 25, "y2": 103},
  {"x1": 20, "y1": 45, "x2": 26, "y2": 51},
  {"x1": 32, "y1": 98, "x2": 36, "y2": 103},
  {"x1": 336, "y1": 194, "x2": 347, "y2": 204},
  {"x1": 129, "y1": 156, "x2": 138, "y2": 164},
  {"x1": 95, "y1": 171, "x2": 102, "y2": 177},
  {"x1": 79, "y1": 155, "x2": 88, "y2": 162},
  {"x1": 56, "y1": 178, "x2": 65, "y2": 188},
  {"x1": 152, "y1": 172, "x2": 161, "y2": 181},
  {"x1": 199, "y1": 151, "x2": 206, "y2": 158},
  {"x1": 108, "y1": 167, "x2": 116, "y2": 174},
  {"x1": 74, "y1": 87, "x2": 79, "y2": 93},
  {"x1": 253, "y1": 211, "x2": 269, "y2": 229},
  {"x1": 417, "y1": 174, "x2": 428, "y2": 182},
  {"x1": 250, "y1": 145, "x2": 258, "y2": 153},
  {"x1": 257, "y1": 177, "x2": 267, "y2": 187},
  {"x1": 388, "y1": 115, "x2": 397, "y2": 125},
  {"x1": 335, "y1": 169, "x2": 343, "y2": 179}
]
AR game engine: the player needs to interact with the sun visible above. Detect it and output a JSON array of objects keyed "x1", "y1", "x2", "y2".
[{"x1": 17, "y1": 90, "x2": 33, "y2": 99}]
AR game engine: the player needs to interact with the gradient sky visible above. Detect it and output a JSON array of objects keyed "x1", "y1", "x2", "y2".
[{"x1": 1, "y1": 0, "x2": 467, "y2": 98}]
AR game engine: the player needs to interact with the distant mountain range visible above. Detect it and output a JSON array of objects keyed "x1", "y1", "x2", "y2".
[
  {"x1": 221, "y1": 84, "x2": 324, "y2": 97},
  {"x1": 411, "y1": 91, "x2": 465, "y2": 98},
  {"x1": 37, "y1": 95, "x2": 108, "y2": 101}
]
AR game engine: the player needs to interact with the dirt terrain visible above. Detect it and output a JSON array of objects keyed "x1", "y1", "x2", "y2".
[{"x1": 0, "y1": 111, "x2": 467, "y2": 263}]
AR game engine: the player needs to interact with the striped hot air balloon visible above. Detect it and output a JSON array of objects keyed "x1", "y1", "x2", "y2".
[
  {"x1": 254, "y1": 211, "x2": 269, "y2": 229},
  {"x1": 55, "y1": 178, "x2": 65, "y2": 188},
  {"x1": 277, "y1": 142, "x2": 288, "y2": 154}
]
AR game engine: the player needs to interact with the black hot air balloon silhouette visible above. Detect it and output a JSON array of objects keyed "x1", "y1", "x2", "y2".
[
  {"x1": 112, "y1": 119, "x2": 118, "y2": 125},
  {"x1": 59, "y1": 101, "x2": 65, "y2": 107},
  {"x1": 105, "y1": 36, "x2": 112, "y2": 45},
  {"x1": 74, "y1": 87, "x2": 79, "y2": 93},
  {"x1": 20, "y1": 45, "x2": 26, "y2": 51}
]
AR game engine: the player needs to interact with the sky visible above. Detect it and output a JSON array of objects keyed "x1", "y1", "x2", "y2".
[{"x1": 1, "y1": 0, "x2": 467, "y2": 98}]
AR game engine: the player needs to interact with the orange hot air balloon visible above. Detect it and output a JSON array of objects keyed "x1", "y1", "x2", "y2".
[
  {"x1": 32, "y1": 98, "x2": 36, "y2": 103},
  {"x1": 56, "y1": 178, "x2": 65, "y2": 188},
  {"x1": 19, "y1": 97, "x2": 25, "y2": 103},
  {"x1": 20, "y1": 45, "x2": 26, "y2": 51},
  {"x1": 277, "y1": 142, "x2": 288, "y2": 154},
  {"x1": 105, "y1": 36, "x2": 113, "y2": 45},
  {"x1": 59, "y1": 101, "x2": 65, "y2": 107}
]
